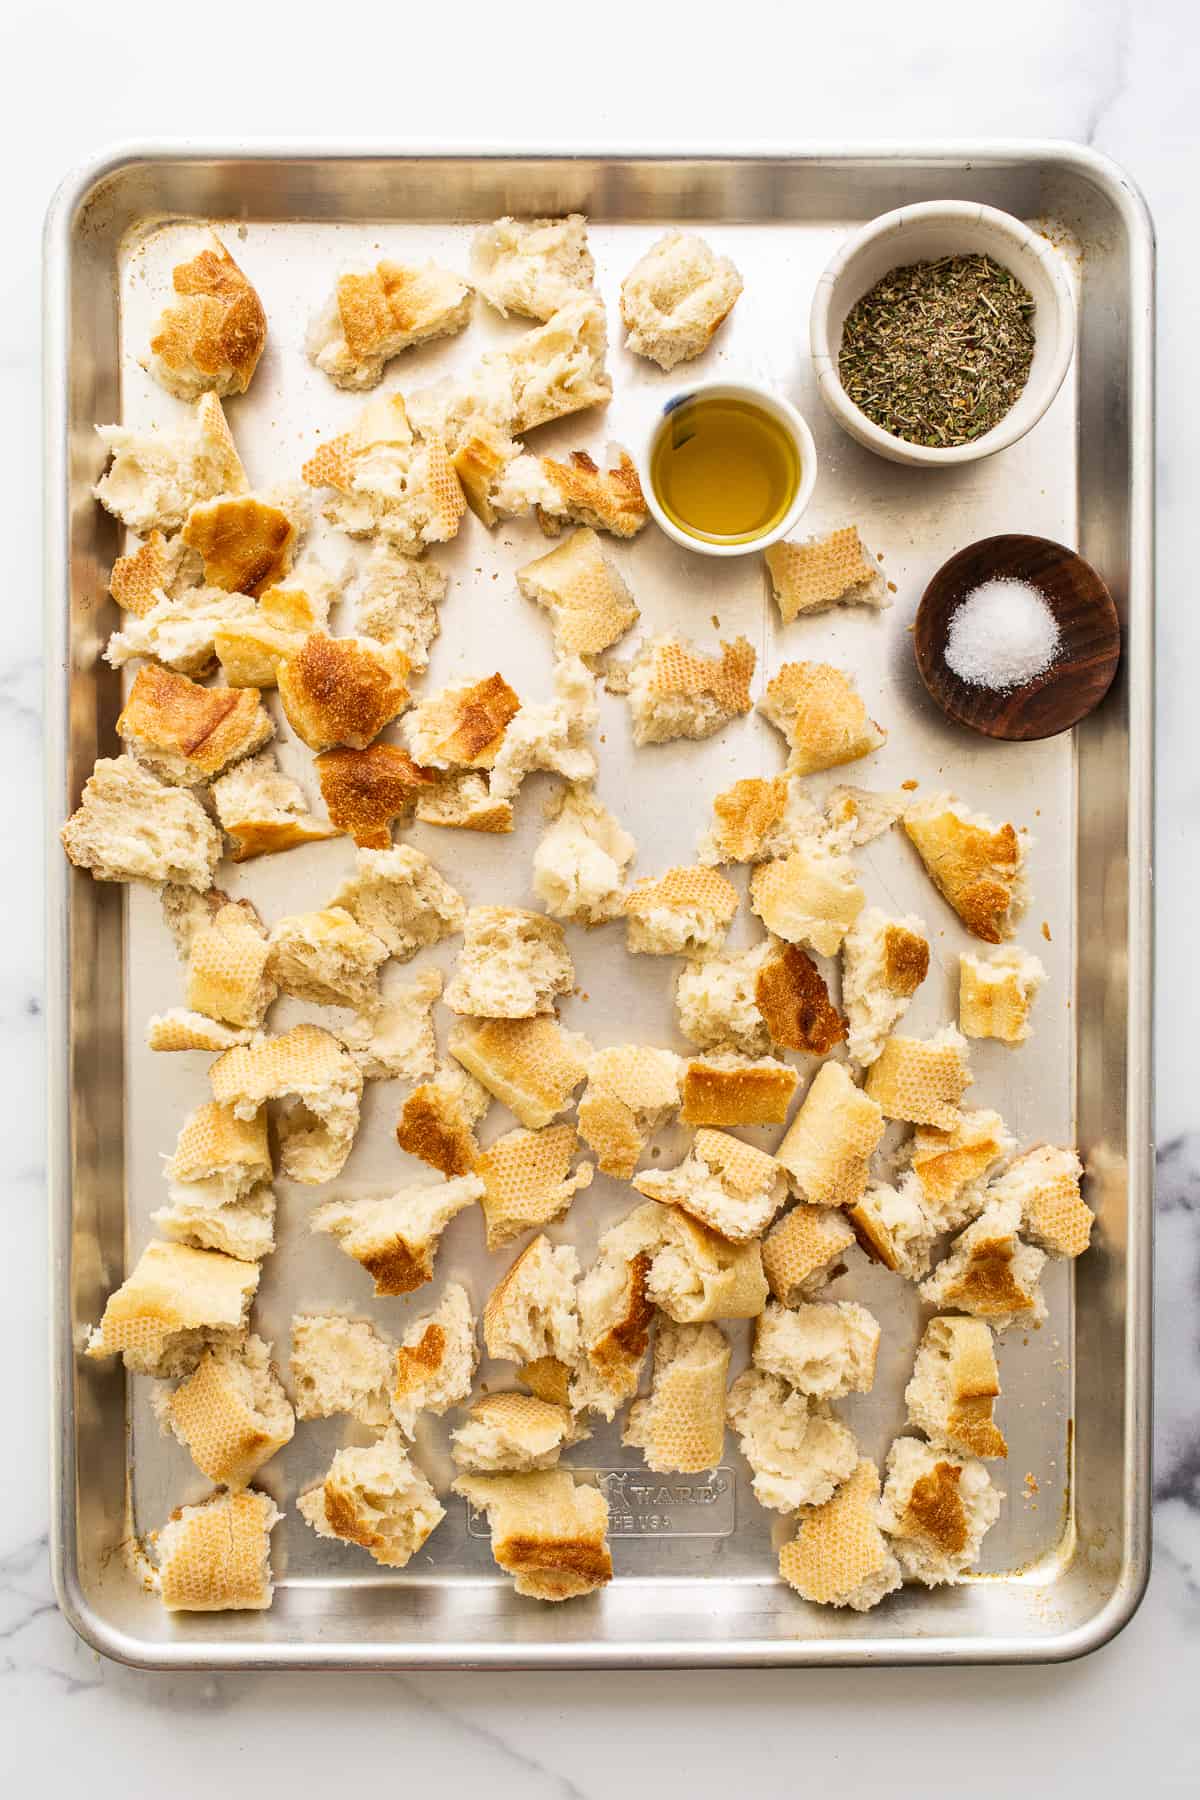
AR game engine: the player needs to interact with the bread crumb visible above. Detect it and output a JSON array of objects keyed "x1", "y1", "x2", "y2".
[
  {"x1": 901, "y1": 778, "x2": 919, "y2": 791},
  {"x1": 1042, "y1": 921, "x2": 1052, "y2": 942}
]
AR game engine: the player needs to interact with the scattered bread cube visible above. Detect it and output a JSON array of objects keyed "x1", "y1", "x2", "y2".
[
  {"x1": 634, "y1": 1127, "x2": 787, "y2": 1243},
  {"x1": 570, "y1": 1247, "x2": 656, "y2": 1418},
  {"x1": 390, "y1": 1282, "x2": 478, "y2": 1435},
  {"x1": 626, "y1": 633, "x2": 755, "y2": 745},
  {"x1": 773, "y1": 1061, "x2": 884, "y2": 1208},
  {"x1": 918, "y1": 1191, "x2": 1048, "y2": 1331},
  {"x1": 117, "y1": 663, "x2": 272, "y2": 787},
  {"x1": 444, "y1": 906, "x2": 574, "y2": 1018},
  {"x1": 452, "y1": 1392, "x2": 588, "y2": 1473},
  {"x1": 338, "y1": 967, "x2": 442, "y2": 1082},
  {"x1": 522, "y1": 447, "x2": 648, "y2": 539},
  {"x1": 620, "y1": 231, "x2": 742, "y2": 370},
  {"x1": 484, "y1": 1235, "x2": 581, "y2": 1365},
  {"x1": 841, "y1": 906, "x2": 930, "y2": 1065},
  {"x1": 306, "y1": 259, "x2": 471, "y2": 390},
  {"x1": 109, "y1": 529, "x2": 202, "y2": 617},
  {"x1": 146, "y1": 235, "x2": 267, "y2": 401},
  {"x1": 156, "y1": 1487, "x2": 280, "y2": 1612},
  {"x1": 576, "y1": 1044, "x2": 682, "y2": 1179},
  {"x1": 764, "y1": 527, "x2": 888, "y2": 623},
  {"x1": 298, "y1": 1426, "x2": 445, "y2": 1568},
  {"x1": 477, "y1": 1124, "x2": 594, "y2": 1249},
  {"x1": 267, "y1": 906, "x2": 387, "y2": 1012},
  {"x1": 61, "y1": 755, "x2": 223, "y2": 890},
  {"x1": 354, "y1": 546, "x2": 447, "y2": 669},
  {"x1": 864, "y1": 1026, "x2": 972, "y2": 1130},
  {"x1": 754, "y1": 942, "x2": 847, "y2": 1056},
  {"x1": 404, "y1": 671, "x2": 521, "y2": 771},
  {"x1": 878, "y1": 1437, "x2": 1003, "y2": 1586},
  {"x1": 312, "y1": 1176, "x2": 482, "y2": 1296},
  {"x1": 847, "y1": 1173, "x2": 939, "y2": 1280},
  {"x1": 599, "y1": 1200, "x2": 767, "y2": 1323},
  {"x1": 625, "y1": 864, "x2": 739, "y2": 958},
  {"x1": 278, "y1": 632, "x2": 411, "y2": 753},
  {"x1": 86, "y1": 1240, "x2": 259, "y2": 1378},
  {"x1": 488, "y1": 657, "x2": 599, "y2": 803},
  {"x1": 94, "y1": 393, "x2": 246, "y2": 535},
  {"x1": 181, "y1": 490, "x2": 305, "y2": 598},
  {"x1": 316, "y1": 744, "x2": 439, "y2": 848},
  {"x1": 145, "y1": 1010, "x2": 255, "y2": 1054},
  {"x1": 624, "y1": 1321, "x2": 730, "y2": 1474},
  {"x1": 214, "y1": 562, "x2": 338, "y2": 687},
  {"x1": 905, "y1": 1316, "x2": 1007, "y2": 1461},
  {"x1": 471, "y1": 215, "x2": 596, "y2": 321},
  {"x1": 985, "y1": 1144, "x2": 1093, "y2": 1259},
  {"x1": 448, "y1": 1013, "x2": 590, "y2": 1128},
  {"x1": 959, "y1": 945, "x2": 1046, "y2": 1045},
  {"x1": 906, "y1": 1108, "x2": 1016, "y2": 1233},
  {"x1": 332, "y1": 844, "x2": 465, "y2": 960},
  {"x1": 212, "y1": 750, "x2": 338, "y2": 859},
  {"x1": 415, "y1": 771, "x2": 515, "y2": 834},
  {"x1": 822, "y1": 785, "x2": 908, "y2": 850},
  {"x1": 301, "y1": 391, "x2": 466, "y2": 550},
  {"x1": 761, "y1": 1203, "x2": 856, "y2": 1306},
  {"x1": 290, "y1": 1312, "x2": 395, "y2": 1427},
  {"x1": 753, "y1": 1299, "x2": 880, "y2": 1399},
  {"x1": 396, "y1": 1063, "x2": 491, "y2": 1177},
  {"x1": 533, "y1": 783, "x2": 636, "y2": 926},
  {"x1": 903, "y1": 792, "x2": 1029, "y2": 944},
  {"x1": 674, "y1": 941, "x2": 773, "y2": 1056},
  {"x1": 758, "y1": 661, "x2": 886, "y2": 776},
  {"x1": 696, "y1": 775, "x2": 820, "y2": 866},
  {"x1": 516, "y1": 528, "x2": 640, "y2": 659},
  {"x1": 452, "y1": 1469, "x2": 612, "y2": 1602},
  {"x1": 727, "y1": 1369, "x2": 859, "y2": 1512},
  {"x1": 778, "y1": 1458, "x2": 902, "y2": 1612},
  {"x1": 210, "y1": 1023, "x2": 363, "y2": 1184},
  {"x1": 153, "y1": 1099, "x2": 275, "y2": 1261},
  {"x1": 105, "y1": 585, "x2": 260, "y2": 679},
  {"x1": 155, "y1": 1334, "x2": 294, "y2": 1487},
  {"x1": 749, "y1": 840, "x2": 865, "y2": 956},
  {"x1": 679, "y1": 1052, "x2": 798, "y2": 1127}
]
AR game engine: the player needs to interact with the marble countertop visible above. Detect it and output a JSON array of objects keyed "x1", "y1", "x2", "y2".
[{"x1": 5, "y1": 0, "x2": 1197, "y2": 1790}]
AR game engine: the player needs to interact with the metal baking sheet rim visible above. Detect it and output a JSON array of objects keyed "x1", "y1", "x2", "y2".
[{"x1": 43, "y1": 141, "x2": 1155, "y2": 1671}]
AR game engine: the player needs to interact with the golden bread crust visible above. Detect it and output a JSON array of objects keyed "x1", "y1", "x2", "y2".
[
  {"x1": 117, "y1": 663, "x2": 272, "y2": 784},
  {"x1": 149, "y1": 240, "x2": 267, "y2": 399},
  {"x1": 182, "y1": 495, "x2": 296, "y2": 597},
  {"x1": 758, "y1": 661, "x2": 886, "y2": 775},
  {"x1": 316, "y1": 744, "x2": 437, "y2": 847},
  {"x1": 278, "y1": 633, "x2": 410, "y2": 752},
  {"x1": 755, "y1": 944, "x2": 847, "y2": 1054},
  {"x1": 680, "y1": 1057, "x2": 798, "y2": 1127},
  {"x1": 903, "y1": 796, "x2": 1027, "y2": 944}
]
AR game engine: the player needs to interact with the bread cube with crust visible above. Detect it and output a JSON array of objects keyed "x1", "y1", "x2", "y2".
[
  {"x1": 764, "y1": 527, "x2": 888, "y2": 623},
  {"x1": 959, "y1": 945, "x2": 1046, "y2": 1045},
  {"x1": 307, "y1": 259, "x2": 471, "y2": 390},
  {"x1": 878, "y1": 1437, "x2": 1004, "y2": 1586},
  {"x1": 452, "y1": 1392, "x2": 589, "y2": 1473},
  {"x1": 918, "y1": 1192, "x2": 1048, "y2": 1331},
  {"x1": 727, "y1": 1369, "x2": 859, "y2": 1512},
  {"x1": 155, "y1": 1334, "x2": 294, "y2": 1487},
  {"x1": 905, "y1": 1316, "x2": 1007, "y2": 1460},
  {"x1": 841, "y1": 906, "x2": 931, "y2": 1066},
  {"x1": 301, "y1": 391, "x2": 466, "y2": 551},
  {"x1": 452, "y1": 1469, "x2": 612, "y2": 1601},
  {"x1": 626, "y1": 633, "x2": 755, "y2": 745},
  {"x1": 61, "y1": 756, "x2": 222, "y2": 891},
  {"x1": 448, "y1": 1014, "x2": 590, "y2": 1129},
  {"x1": 625, "y1": 864, "x2": 739, "y2": 959},
  {"x1": 773, "y1": 1061, "x2": 884, "y2": 1208},
  {"x1": 390, "y1": 1282, "x2": 478, "y2": 1435},
  {"x1": 146, "y1": 235, "x2": 266, "y2": 400},
  {"x1": 299, "y1": 1427, "x2": 445, "y2": 1568},
  {"x1": 904, "y1": 791, "x2": 1029, "y2": 944},
  {"x1": 517, "y1": 528, "x2": 639, "y2": 659},
  {"x1": 620, "y1": 231, "x2": 742, "y2": 369},
  {"x1": 758, "y1": 661, "x2": 886, "y2": 776},
  {"x1": 156, "y1": 1488, "x2": 280, "y2": 1612},
  {"x1": 86, "y1": 1240, "x2": 258, "y2": 1378},
  {"x1": 576, "y1": 1044, "x2": 682, "y2": 1179},
  {"x1": 778, "y1": 1458, "x2": 902, "y2": 1612},
  {"x1": 471, "y1": 215, "x2": 596, "y2": 321},
  {"x1": 624, "y1": 1322, "x2": 730, "y2": 1473},
  {"x1": 94, "y1": 393, "x2": 247, "y2": 535},
  {"x1": 864, "y1": 1026, "x2": 972, "y2": 1130}
]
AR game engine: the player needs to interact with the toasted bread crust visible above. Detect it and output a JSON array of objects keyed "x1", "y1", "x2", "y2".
[
  {"x1": 117, "y1": 663, "x2": 272, "y2": 784},
  {"x1": 182, "y1": 496, "x2": 296, "y2": 597},
  {"x1": 755, "y1": 944, "x2": 847, "y2": 1054},
  {"x1": 316, "y1": 744, "x2": 438, "y2": 847},
  {"x1": 149, "y1": 240, "x2": 267, "y2": 398},
  {"x1": 279, "y1": 634, "x2": 411, "y2": 752}
]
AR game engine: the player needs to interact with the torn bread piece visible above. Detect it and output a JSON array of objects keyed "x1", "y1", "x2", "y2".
[
  {"x1": 570, "y1": 1248, "x2": 655, "y2": 1419},
  {"x1": 533, "y1": 783, "x2": 636, "y2": 926},
  {"x1": 749, "y1": 840, "x2": 865, "y2": 956},
  {"x1": 878, "y1": 1437, "x2": 1004, "y2": 1586},
  {"x1": 444, "y1": 906, "x2": 573, "y2": 1018},
  {"x1": 904, "y1": 792, "x2": 1029, "y2": 944},
  {"x1": 477, "y1": 1124, "x2": 594, "y2": 1250},
  {"x1": 155, "y1": 1335, "x2": 294, "y2": 1488},
  {"x1": 156, "y1": 1488, "x2": 280, "y2": 1612},
  {"x1": 761, "y1": 1204, "x2": 856, "y2": 1306},
  {"x1": 576, "y1": 1044, "x2": 682, "y2": 1179},
  {"x1": 86, "y1": 1240, "x2": 258, "y2": 1378},
  {"x1": 626, "y1": 633, "x2": 755, "y2": 745},
  {"x1": 754, "y1": 942, "x2": 846, "y2": 1056},
  {"x1": 620, "y1": 231, "x2": 742, "y2": 369},
  {"x1": 633, "y1": 1128, "x2": 787, "y2": 1242},
  {"x1": 316, "y1": 744, "x2": 438, "y2": 848},
  {"x1": 471, "y1": 215, "x2": 595, "y2": 321},
  {"x1": 453, "y1": 1469, "x2": 612, "y2": 1602},
  {"x1": 452, "y1": 1392, "x2": 588, "y2": 1472},
  {"x1": 289, "y1": 1312, "x2": 394, "y2": 1426},
  {"x1": 488, "y1": 656, "x2": 599, "y2": 804},
  {"x1": 94, "y1": 392, "x2": 246, "y2": 535},
  {"x1": 404, "y1": 671, "x2": 520, "y2": 771},
  {"x1": 918, "y1": 1191, "x2": 1048, "y2": 1331},
  {"x1": 301, "y1": 390, "x2": 466, "y2": 550},
  {"x1": 841, "y1": 906, "x2": 930, "y2": 1065},
  {"x1": 697, "y1": 775, "x2": 820, "y2": 867},
  {"x1": 625, "y1": 864, "x2": 739, "y2": 959},
  {"x1": 523, "y1": 447, "x2": 647, "y2": 539},
  {"x1": 338, "y1": 967, "x2": 442, "y2": 1082},
  {"x1": 773, "y1": 1061, "x2": 885, "y2": 1208},
  {"x1": 161, "y1": 883, "x2": 245, "y2": 956},
  {"x1": 146, "y1": 1009, "x2": 254, "y2": 1053},
  {"x1": 484, "y1": 1235, "x2": 581, "y2": 1365},
  {"x1": 822, "y1": 785, "x2": 908, "y2": 851},
  {"x1": 152, "y1": 1179, "x2": 274, "y2": 1263},
  {"x1": 624, "y1": 1322, "x2": 730, "y2": 1474},
  {"x1": 267, "y1": 906, "x2": 386, "y2": 1012},
  {"x1": 396, "y1": 1063, "x2": 491, "y2": 1177},
  {"x1": 61, "y1": 755, "x2": 222, "y2": 890},
  {"x1": 333, "y1": 845, "x2": 465, "y2": 959},
  {"x1": 759, "y1": 1296, "x2": 881, "y2": 1404},
  {"x1": 312, "y1": 1176, "x2": 483, "y2": 1296},
  {"x1": 764, "y1": 527, "x2": 888, "y2": 623},
  {"x1": 516, "y1": 528, "x2": 639, "y2": 658},
  {"x1": 117, "y1": 663, "x2": 272, "y2": 786},
  {"x1": 354, "y1": 546, "x2": 447, "y2": 669},
  {"x1": 390, "y1": 1282, "x2": 478, "y2": 1435},
  {"x1": 754, "y1": 1299, "x2": 880, "y2": 1399},
  {"x1": 864, "y1": 1026, "x2": 972, "y2": 1130},
  {"x1": 306, "y1": 259, "x2": 471, "y2": 390},
  {"x1": 675, "y1": 941, "x2": 773, "y2": 1056},
  {"x1": 213, "y1": 561, "x2": 339, "y2": 688},
  {"x1": 146, "y1": 235, "x2": 266, "y2": 401},
  {"x1": 905, "y1": 1316, "x2": 1007, "y2": 1460},
  {"x1": 448, "y1": 1014, "x2": 589, "y2": 1128},
  {"x1": 599, "y1": 1201, "x2": 767, "y2": 1323},
  {"x1": 758, "y1": 661, "x2": 886, "y2": 776},
  {"x1": 210, "y1": 1024, "x2": 363, "y2": 1184},
  {"x1": 278, "y1": 633, "x2": 410, "y2": 753},
  {"x1": 181, "y1": 490, "x2": 305, "y2": 599},
  {"x1": 164, "y1": 1100, "x2": 271, "y2": 1194},
  {"x1": 109, "y1": 529, "x2": 203, "y2": 617},
  {"x1": 211, "y1": 750, "x2": 336, "y2": 860},
  {"x1": 959, "y1": 945, "x2": 1046, "y2": 1045},
  {"x1": 847, "y1": 1173, "x2": 939, "y2": 1280},
  {"x1": 906, "y1": 1109, "x2": 1016, "y2": 1233},
  {"x1": 104, "y1": 584, "x2": 259, "y2": 679},
  {"x1": 679, "y1": 1053, "x2": 799, "y2": 1127},
  {"x1": 779, "y1": 1458, "x2": 902, "y2": 1612},
  {"x1": 985, "y1": 1144, "x2": 1093, "y2": 1259},
  {"x1": 187, "y1": 900, "x2": 276, "y2": 1029},
  {"x1": 414, "y1": 770, "x2": 514, "y2": 834},
  {"x1": 727, "y1": 1369, "x2": 858, "y2": 1512},
  {"x1": 299, "y1": 1426, "x2": 445, "y2": 1568}
]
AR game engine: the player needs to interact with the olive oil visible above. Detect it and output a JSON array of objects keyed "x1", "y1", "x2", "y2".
[{"x1": 650, "y1": 395, "x2": 800, "y2": 544}]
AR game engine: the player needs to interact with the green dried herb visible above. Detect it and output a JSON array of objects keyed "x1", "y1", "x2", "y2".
[{"x1": 837, "y1": 254, "x2": 1036, "y2": 448}]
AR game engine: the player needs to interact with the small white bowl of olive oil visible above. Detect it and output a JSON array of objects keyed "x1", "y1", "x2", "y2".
[{"x1": 642, "y1": 379, "x2": 818, "y2": 557}]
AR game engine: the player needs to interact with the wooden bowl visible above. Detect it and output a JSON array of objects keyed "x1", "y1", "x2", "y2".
[{"x1": 913, "y1": 534, "x2": 1120, "y2": 741}]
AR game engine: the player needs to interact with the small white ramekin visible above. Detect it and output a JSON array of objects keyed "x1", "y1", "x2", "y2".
[
  {"x1": 640, "y1": 378, "x2": 818, "y2": 557},
  {"x1": 810, "y1": 201, "x2": 1076, "y2": 468}
]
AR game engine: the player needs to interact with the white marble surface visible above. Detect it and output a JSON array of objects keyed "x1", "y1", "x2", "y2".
[{"x1": 3, "y1": 0, "x2": 1198, "y2": 1788}]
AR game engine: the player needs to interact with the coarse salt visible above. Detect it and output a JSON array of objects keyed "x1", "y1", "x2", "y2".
[{"x1": 944, "y1": 578, "x2": 1061, "y2": 691}]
